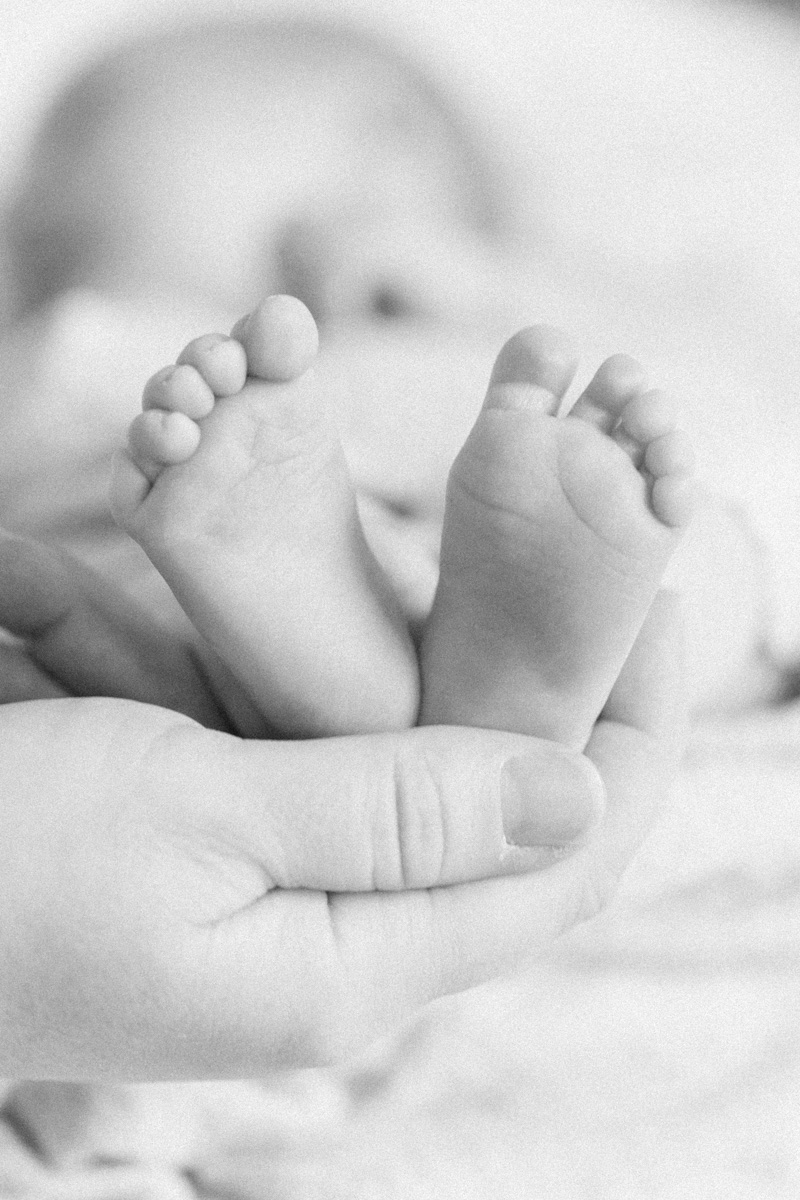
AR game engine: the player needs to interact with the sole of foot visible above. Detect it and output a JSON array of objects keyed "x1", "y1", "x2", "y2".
[
  {"x1": 420, "y1": 325, "x2": 697, "y2": 749},
  {"x1": 110, "y1": 295, "x2": 417, "y2": 736}
]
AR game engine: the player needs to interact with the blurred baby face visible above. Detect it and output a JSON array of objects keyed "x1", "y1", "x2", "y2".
[
  {"x1": 76, "y1": 45, "x2": 516, "y2": 614},
  {"x1": 3, "y1": 31, "x2": 526, "y2": 624},
  {"x1": 92, "y1": 45, "x2": 494, "y2": 325}
]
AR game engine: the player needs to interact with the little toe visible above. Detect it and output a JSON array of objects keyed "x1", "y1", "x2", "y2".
[
  {"x1": 614, "y1": 388, "x2": 676, "y2": 464},
  {"x1": 177, "y1": 334, "x2": 248, "y2": 397},
  {"x1": 617, "y1": 389, "x2": 676, "y2": 443},
  {"x1": 483, "y1": 325, "x2": 580, "y2": 414},
  {"x1": 646, "y1": 431, "x2": 697, "y2": 530},
  {"x1": 234, "y1": 295, "x2": 319, "y2": 382},
  {"x1": 651, "y1": 474, "x2": 701, "y2": 529},
  {"x1": 644, "y1": 429, "x2": 695, "y2": 478},
  {"x1": 143, "y1": 364, "x2": 216, "y2": 421},
  {"x1": 568, "y1": 353, "x2": 648, "y2": 432},
  {"x1": 128, "y1": 409, "x2": 201, "y2": 477}
]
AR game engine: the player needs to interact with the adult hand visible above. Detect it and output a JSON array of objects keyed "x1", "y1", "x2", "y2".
[
  {"x1": 0, "y1": 536, "x2": 681, "y2": 1079},
  {"x1": 0, "y1": 533, "x2": 230, "y2": 726}
]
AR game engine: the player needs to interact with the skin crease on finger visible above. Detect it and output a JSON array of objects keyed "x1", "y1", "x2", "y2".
[{"x1": 0, "y1": 591, "x2": 678, "y2": 1077}]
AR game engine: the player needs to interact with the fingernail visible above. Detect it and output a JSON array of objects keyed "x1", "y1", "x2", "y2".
[{"x1": 501, "y1": 752, "x2": 604, "y2": 846}]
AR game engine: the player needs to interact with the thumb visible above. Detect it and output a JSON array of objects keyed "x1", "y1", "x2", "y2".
[{"x1": 165, "y1": 723, "x2": 606, "y2": 891}]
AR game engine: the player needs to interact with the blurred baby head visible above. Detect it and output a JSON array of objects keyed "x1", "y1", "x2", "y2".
[
  {"x1": 2, "y1": 17, "x2": 540, "y2": 626},
  {"x1": 6, "y1": 16, "x2": 517, "y2": 328}
]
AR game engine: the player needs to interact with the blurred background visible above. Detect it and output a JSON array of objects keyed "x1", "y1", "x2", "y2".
[
  {"x1": 2, "y1": 0, "x2": 799, "y2": 279},
  {"x1": 2, "y1": 0, "x2": 800, "y2": 635},
  {"x1": 0, "y1": 1, "x2": 799, "y2": 1195}
]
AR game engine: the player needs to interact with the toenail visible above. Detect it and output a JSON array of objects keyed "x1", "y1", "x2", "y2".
[
  {"x1": 485, "y1": 383, "x2": 557, "y2": 413},
  {"x1": 178, "y1": 335, "x2": 247, "y2": 396},
  {"x1": 200, "y1": 334, "x2": 229, "y2": 352},
  {"x1": 489, "y1": 326, "x2": 579, "y2": 398},
  {"x1": 178, "y1": 334, "x2": 227, "y2": 364},
  {"x1": 143, "y1": 365, "x2": 178, "y2": 402}
]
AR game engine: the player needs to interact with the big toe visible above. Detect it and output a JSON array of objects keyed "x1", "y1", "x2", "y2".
[
  {"x1": 232, "y1": 295, "x2": 319, "y2": 382},
  {"x1": 568, "y1": 353, "x2": 648, "y2": 432},
  {"x1": 483, "y1": 325, "x2": 579, "y2": 415}
]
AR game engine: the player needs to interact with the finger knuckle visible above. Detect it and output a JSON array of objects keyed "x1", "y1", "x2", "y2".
[{"x1": 380, "y1": 750, "x2": 449, "y2": 890}]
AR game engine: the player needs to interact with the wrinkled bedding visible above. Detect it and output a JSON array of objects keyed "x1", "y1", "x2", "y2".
[{"x1": 1, "y1": 709, "x2": 798, "y2": 1199}]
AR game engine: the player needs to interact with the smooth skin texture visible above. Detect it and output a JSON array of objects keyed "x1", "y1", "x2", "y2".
[
  {"x1": 0, "y1": 534, "x2": 681, "y2": 1079},
  {"x1": 112, "y1": 300, "x2": 694, "y2": 751},
  {"x1": 112, "y1": 296, "x2": 418, "y2": 737},
  {"x1": 421, "y1": 325, "x2": 696, "y2": 748}
]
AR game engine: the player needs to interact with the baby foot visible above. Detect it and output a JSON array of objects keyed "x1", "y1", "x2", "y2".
[
  {"x1": 420, "y1": 326, "x2": 697, "y2": 749},
  {"x1": 110, "y1": 295, "x2": 418, "y2": 736}
]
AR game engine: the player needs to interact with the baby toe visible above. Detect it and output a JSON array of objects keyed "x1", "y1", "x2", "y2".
[
  {"x1": 483, "y1": 325, "x2": 579, "y2": 414},
  {"x1": 177, "y1": 334, "x2": 248, "y2": 397},
  {"x1": 644, "y1": 429, "x2": 695, "y2": 478},
  {"x1": 143, "y1": 364, "x2": 216, "y2": 420},
  {"x1": 569, "y1": 353, "x2": 647, "y2": 432},
  {"x1": 613, "y1": 388, "x2": 677, "y2": 465},
  {"x1": 617, "y1": 389, "x2": 676, "y2": 443},
  {"x1": 651, "y1": 474, "x2": 701, "y2": 529},
  {"x1": 128, "y1": 409, "x2": 201, "y2": 475},
  {"x1": 236, "y1": 295, "x2": 319, "y2": 382}
]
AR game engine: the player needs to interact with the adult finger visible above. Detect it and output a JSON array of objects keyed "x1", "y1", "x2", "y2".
[
  {"x1": 122, "y1": 718, "x2": 604, "y2": 1071},
  {"x1": 0, "y1": 532, "x2": 228, "y2": 729},
  {"x1": 0, "y1": 696, "x2": 604, "y2": 1078},
  {"x1": 583, "y1": 588, "x2": 685, "y2": 893},
  {"x1": 0, "y1": 585, "x2": 676, "y2": 1077},
  {"x1": 161, "y1": 598, "x2": 678, "y2": 899},
  {"x1": 167, "y1": 594, "x2": 681, "y2": 1067},
  {"x1": 160, "y1": 723, "x2": 606, "y2": 893}
]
